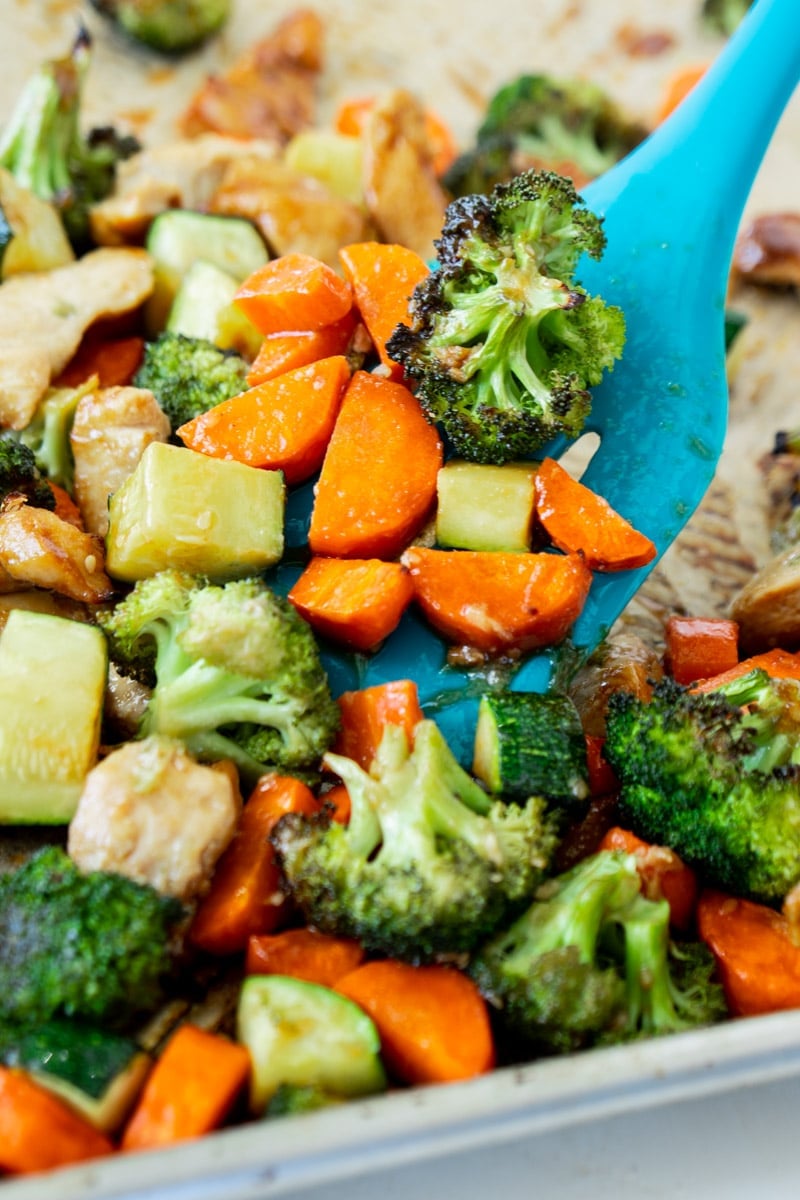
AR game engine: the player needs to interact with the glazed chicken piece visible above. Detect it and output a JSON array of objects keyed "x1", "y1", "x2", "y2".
[
  {"x1": 70, "y1": 385, "x2": 171, "y2": 537},
  {"x1": 0, "y1": 249, "x2": 153, "y2": 429},
  {"x1": 209, "y1": 155, "x2": 373, "y2": 267},
  {"x1": 0, "y1": 497, "x2": 113, "y2": 604},
  {"x1": 180, "y1": 9, "x2": 323, "y2": 143},
  {"x1": 89, "y1": 134, "x2": 279, "y2": 246},
  {"x1": 360, "y1": 89, "x2": 450, "y2": 262},
  {"x1": 68, "y1": 736, "x2": 241, "y2": 903},
  {"x1": 732, "y1": 212, "x2": 800, "y2": 287}
]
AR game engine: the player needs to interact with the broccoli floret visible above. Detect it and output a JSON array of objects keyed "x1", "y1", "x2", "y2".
[
  {"x1": 134, "y1": 332, "x2": 249, "y2": 435},
  {"x1": 272, "y1": 719, "x2": 559, "y2": 963},
  {"x1": 702, "y1": 0, "x2": 753, "y2": 36},
  {"x1": 469, "y1": 850, "x2": 725, "y2": 1054},
  {"x1": 604, "y1": 672, "x2": 800, "y2": 905},
  {"x1": 0, "y1": 29, "x2": 139, "y2": 249},
  {"x1": 0, "y1": 434, "x2": 55, "y2": 510},
  {"x1": 443, "y1": 74, "x2": 648, "y2": 198},
  {"x1": 0, "y1": 846, "x2": 183, "y2": 1028},
  {"x1": 386, "y1": 170, "x2": 625, "y2": 465},
  {"x1": 90, "y1": 0, "x2": 231, "y2": 54},
  {"x1": 97, "y1": 570, "x2": 340, "y2": 782}
]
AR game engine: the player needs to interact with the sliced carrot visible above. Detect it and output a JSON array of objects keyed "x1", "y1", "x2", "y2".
[
  {"x1": 190, "y1": 774, "x2": 320, "y2": 955},
  {"x1": 338, "y1": 242, "x2": 430, "y2": 379},
  {"x1": 246, "y1": 310, "x2": 359, "y2": 386},
  {"x1": 400, "y1": 546, "x2": 593, "y2": 654},
  {"x1": 321, "y1": 782, "x2": 351, "y2": 823},
  {"x1": 664, "y1": 615, "x2": 740, "y2": 686},
  {"x1": 309, "y1": 370, "x2": 443, "y2": 559},
  {"x1": 697, "y1": 890, "x2": 800, "y2": 1017},
  {"x1": 336, "y1": 960, "x2": 494, "y2": 1085},
  {"x1": 598, "y1": 826, "x2": 698, "y2": 930},
  {"x1": 54, "y1": 335, "x2": 145, "y2": 389},
  {"x1": 0, "y1": 1067, "x2": 113, "y2": 1174},
  {"x1": 246, "y1": 927, "x2": 365, "y2": 986},
  {"x1": 121, "y1": 1024, "x2": 251, "y2": 1151},
  {"x1": 48, "y1": 482, "x2": 84, "y2": 529},
  {"x1": 233, "y1": 253, "x2": 354, "y2": 335},
  {"x1": 584, "y1": 734, "x2": 620, "y2": 796},
  {"x1": 333, "y1": 679, "x2": 425, "y2": 769},
  {"x1": 691, "y1": 648, "x2": 800, "y2": 692},
  {"x1": 334, "y1": 96, "x2": 458, "y2": 177},
  {"x1": 656, "y1": 62, "x2": 709, "y2": 124},
  {"x1": 288, "y1": 556, "x2": 414, "y2": 652},
  {"x1": 177, "y1": 355, "x2": 350, "y2": 487},
  {"x1": 534, "y1": 456, "x2": 657, "y2": 572}
]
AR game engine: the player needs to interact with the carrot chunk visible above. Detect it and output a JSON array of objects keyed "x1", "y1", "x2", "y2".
[
  {"x1": 309, "y1": 370, "x2": 443, "y2": 559},
  {"x1": 691, "y1": 648, "x2": 800, "y2": 692},
  {"x1": 246, "y1": 928, "x2": 365, "y2": 986},
  {"x1": 0, "y1": 1067, "x2": 113, "y2": 1174},
  {"x1": 288, "y1": 557, "x2": 414, "y2": 651},
  {"x1": 664, "y1": 615, "x2": 740, "y2": 686},
  {"x1": 400, "y1": 546, "x2": 593, "y2": 654},
  {"x1": 121, "y1": 1024, "x2": 251, "y2": 1151},
  {"x1": 246, "y1": 310, "x2": 358, "y2": 385},
  {"x1": 177, "y1": 355, "x2": 350, "y2": 486},
  {"x1": 190, "y1": 774, "x2": 320, "y2": 955},
  {"x1": 598, "y1": 826, "x2": 698, "y2": 930},
  {"x1": 534, "y1": 456, "x2": 657, "y2": 572},
  {"x1": 55, "y1": 335, "x2": 145, "y2": 389},
  {"x1": 656, "y1": 62, "x2": 709, "y2": 124},
  {"x1": 333, "y1": 679, "x2": 424, "y2": 769},
  {"x1": 335, "y1": 960, "x2": 495, "y2": 1085},
  {"x1": 584, "y1": 733, "x2": 620, "y2": 796},
  {"x1": 338, "y1": 242, "x2": 430, "y2": 378},
  {"x1": 334, "y1": 97, "x2": 458, "y2": 176},
  {"x1": 697, "y1": 890, "x2": 800, "y2": 1016},
  {"x1": 233, "y1": 253, "x2": 354, "y2": 335}
]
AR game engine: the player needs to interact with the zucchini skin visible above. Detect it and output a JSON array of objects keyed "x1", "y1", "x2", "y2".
[
  {"x1": 0, "y1": 1019, "x2": 142, "y2": 1099},
  {"x1": 473, "y1": 692, "x2": 589, "y2": 803}
]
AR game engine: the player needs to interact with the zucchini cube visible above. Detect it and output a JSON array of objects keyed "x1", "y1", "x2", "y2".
[{"x1": 436, "y1": 460, "x2": 539, "y2": 552}]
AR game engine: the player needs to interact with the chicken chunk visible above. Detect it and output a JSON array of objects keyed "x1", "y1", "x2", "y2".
[
  {"x1": 68, "y1": 736, "x2": 241, "y2": 903},
  {"x1": 733, "y1": 212, "x2": 800, "y2": 288},
  {"x1": 0, "y1": 498, "x2": 113, "y2": 603},
  {"x1": 0, "y1": 248, "x2": 153, "y2": 429},
  {"x1": 70, "y1": 385, "x2": 171, "y2": 537}
]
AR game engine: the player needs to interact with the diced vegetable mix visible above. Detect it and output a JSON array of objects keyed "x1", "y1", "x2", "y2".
[{"x1": 0, "y1": 0, "x2": 796, "y2": 1179}]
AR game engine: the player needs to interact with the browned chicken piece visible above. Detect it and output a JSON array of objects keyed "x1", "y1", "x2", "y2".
[
  {"x1": 209, "y1": 155, "x2": 373, "y2": 267},
  {"x1": 0, "y1": 249, "x2": 153, "y2": 429},
  {"x1": 90, "y1": 134, "x2": 279, "y2": 247},
  {"x1": 730, "y1": 544, "x2": 800, "y2": 654},
  {"x1": 360, "y1": 89, "x2": 450, "y2": 262},
  {"x1": 68, "y1": 736, "x2": 241, "y2": 903},
  {"x1": 180, "y1": 9, "x2": 323, "y2": 143},
  {"x1": 732, "y1": 212, "x2": 800, "y2": 287},
  {"x1": 567, "y1": 631, "x2": 663, "y2": 737},
  {"x1": 70, "y1": 385, "x2": 171, "y2": 538},
  {"x1": 0, "y1": 497, "x2": 113, "y2": 604}
]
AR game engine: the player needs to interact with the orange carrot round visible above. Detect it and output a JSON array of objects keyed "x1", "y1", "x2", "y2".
[
  {"x1": 697, "y1": 890, "x2": 800, "y2": 1016},
  {"x1": 0, "y1": 1067, "x2": 113, "y2": 1174},
  {"x1": 121, "y1": 1024, "x2": 251, "y2": 1151},
  {"x1": 598, "y1": 826, "x2": 698, "y2": 930},
  {"x1": 534, "y1": 456, "x2": 657, "y2": 572},
  {"x1": 335, "y1": 960, "x2": 495, "y2": 1085},
  {"x1": 664, "y1": 615, "x2": 740, "y2": 686},
  {"x1": 400, "y1": 546, "x2": 593, "y2": 654},
  {"x1": 338, "y1": 242, "x2": 430, "y2": 379},
  {"x1": 246, "y1": 927, "x2": 365, "y2": 986},
  {"x1": 190, "y1": 774, "x2": 321, "y2": 955},
  {"x1": 333, "y1": 679, "x2": 425, "y2": 768},
  {"x1": 288, "y1": 557, "x2": 415, "y2": 651},
  {"x1": 178, "y1": 355, "x2": 351, "y2": 487},
  {"x1": 309, "y1": 370, "x2": 443, "y2": 559},
  {"x1": 246, "y1": 310, "x2": 358, "y2": 386},
  {"x1": 234, "y1": 253, "x2": 354, "y2": 335}
]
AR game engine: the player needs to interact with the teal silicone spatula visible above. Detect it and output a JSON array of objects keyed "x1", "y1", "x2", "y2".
[{"x1": 280, "y1": 0, "x2": 800, "y2": 758}]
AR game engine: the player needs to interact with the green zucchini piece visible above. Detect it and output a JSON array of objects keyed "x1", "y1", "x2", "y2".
[
  {"x1": 473, "y1": 691, "x2": 589, "y2": 803},
  {"x1": 167, "y1": 259, "x2": 264, "y2": 359},
  {"x1": 145, "y1": 210, "x2": 269, "y2": 334},
  {"x1": 265, "y1": 1083, "x2": 346, "y2": 1118},
  {"x1": 0, "y1": 609, "x2": 106, "y2": 823},
  {"x1": 435, "y1": 460, "x2": 538, "y2": 552},
  {"x1": 237, "y1": 975, "x2": 387, "y2": 1114},
  {"x1": 0, "y1": 1019, "x2": 150, "y2": 1133}
]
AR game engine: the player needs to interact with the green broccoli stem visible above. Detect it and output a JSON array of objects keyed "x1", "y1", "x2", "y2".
[
  {"x1": 619, "y1": 895, "x2": 691, "y2": 1036},
  {"x1": 319, "y1": 752, "x2": 384, "y2": 860}
]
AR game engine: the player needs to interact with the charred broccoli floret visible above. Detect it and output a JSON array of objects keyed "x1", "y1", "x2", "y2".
[
  {"x1": 604, "y1": 671, "x2": 800, "y2": 905},
  {"x1": 97, "y1": 570, "x2": 340, "y2": 782},
  {"x1": 386, "y1": 170, "x2": 625, "y2": 464},
  {"x1": 90, "y1": 0, "x2": 231, "y2": 54},
  {"x1": 443, "y1": 74, "x2": 648, "y2": 197},
  {"x1": 469, "y1": 850, "x2": 725, "y2": 1054},
  {"x1": 272, "y1": 719, "x2": 559, "y2": 963},
  {"x1": 134, "y1": 332, "x2": 249, "y2": 435},
  {"x1": 702, "y1": 0, "x2": 753, "y2": 37},
  {"x1": 0, "y1": 29, "x2": 139, "y2": 249},
  {"x1": 0, "y1": 434, "x2": 55, "y2": 510},
  {"x1": 0, "y1": 846, "x2": 183, "y2": 1028}
]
